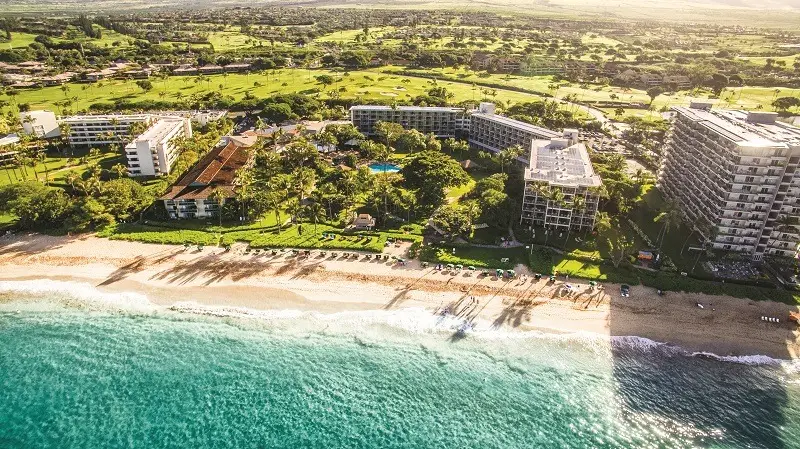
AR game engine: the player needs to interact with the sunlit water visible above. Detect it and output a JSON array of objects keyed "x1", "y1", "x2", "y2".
[{"x1": 1, "y1": 280, "x2": 799, "y2": 449}]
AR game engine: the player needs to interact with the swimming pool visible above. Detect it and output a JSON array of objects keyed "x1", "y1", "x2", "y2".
[{"x1": 368, "y1": 162, "x2": 401, "y2": 173}]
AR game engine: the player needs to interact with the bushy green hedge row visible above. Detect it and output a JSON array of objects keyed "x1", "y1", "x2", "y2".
[
  {"x1": 98, "y1": 224, "x2": 219, "y2": 246},
  {"x1": 638, "y1": 272, "x2": 800, "y2": 304}
]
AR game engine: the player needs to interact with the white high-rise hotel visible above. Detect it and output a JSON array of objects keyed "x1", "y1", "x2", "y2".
[
  {"x1": 659, "y1": 102, "x2": 800, "y2": 259},
  {"x1": 125, "y1": 118, "x2": 192, "y2": 177}
]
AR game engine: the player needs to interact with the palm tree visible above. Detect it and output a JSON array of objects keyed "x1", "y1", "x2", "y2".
[
  {"x1": 111, "y1": 163, "x2": 128, "y2": 179},
  {"x1": 564, "y1": 194, "x2": 586, "y2": 249},
  {"x1": 497, "y1": 145, "x2": 524, "y2": 173},
  {"x1": 209, "y1": 188, "x2": 227, "y2": 227},
  {"x1": 293, "y1": 167, "x2": 316, "y2": 200},
  {"x1": 65, "y1": 172, "x2": 79, "y2": 191},
  {"x1": 373, "y1": 172, "x2": 401, "y2": 222},
  {"x1": 13, "y1": 153, "x2": 28, "y2": 181},
  {"x1": 654, "y1": 201, "x2": 681, "y2": 250},
  {"x1": 303, "y1": 201, "x2": 326, "y2": 233},
  {"x1": 37, "y1": 151, "x2": 50, "y2": 185},
  {"x1": 595, "y1": 211, "x2": 612, "y2": 235}
]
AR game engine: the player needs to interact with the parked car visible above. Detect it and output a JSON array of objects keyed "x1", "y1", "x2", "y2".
[{"x1": 620, "y1": 284, "x2": 631, "y2": 297}]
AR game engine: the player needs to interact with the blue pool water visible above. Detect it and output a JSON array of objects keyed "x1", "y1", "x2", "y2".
[{"x1": 368, "y1": 162, "x2": 400, "y2": 173}]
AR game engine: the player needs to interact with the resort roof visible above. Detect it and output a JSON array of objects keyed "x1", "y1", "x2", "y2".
[
  {"x1": 160, "y1": 137, "x2": 252, "y2": 201},
  {"x1": 0, "y1": 134, "x2": 20, "y2": 147},
  {"x1": 350, "y1": 105, "x2": 464, "y2": 113},
  {"x1": 471, "y1": 112, "x2": 561, "y2": 139},
  {"x1": 524, "y1": 139, "x2": 602, "y2": 188},
  {"x1": 673, "y1": 106, "x2": 800, "y2": 147}
]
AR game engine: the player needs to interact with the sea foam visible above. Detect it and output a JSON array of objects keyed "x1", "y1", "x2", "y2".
[
  {"x1": 1, "y1": 278, "x2": 795, "y2": 368},
  {"x1": 0, "y1": 279, "x2": 153, "y2": 311}
]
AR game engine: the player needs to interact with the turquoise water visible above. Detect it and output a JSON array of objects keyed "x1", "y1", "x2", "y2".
[
  {"x1": 1, "y1": 281, "x2": 800, "y2": 448},
  {"x1": 368, "y1": 162, "x2": 401, "y2": 173}
]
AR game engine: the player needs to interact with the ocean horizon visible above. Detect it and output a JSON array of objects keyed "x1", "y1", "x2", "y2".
[{"x1": 1, "y1": 279, "x2": 799, "y2": 449}]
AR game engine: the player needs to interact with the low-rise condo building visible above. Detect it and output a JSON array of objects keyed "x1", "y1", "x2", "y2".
[
  {"x1": 469, "y1": 102, "x2": 561, "y2": 154},
  {"x1": 160, "y1": 135, "x2": 256, "y2": 219},
  {"x1": 659, "y1": 102, "x2": 800, "y2": 259},
  {"x1": 520, "y1": 132, "x2": 602, "y2": 231},
  {"x1": 350, "y1": 105, "x2": 467, "y2": 138},
  {"x1": 125, "y1": 118, "x2": 192, "y2": 177}
]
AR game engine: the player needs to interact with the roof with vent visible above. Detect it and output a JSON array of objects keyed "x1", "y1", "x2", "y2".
[{"x1": 524, "y1": 139, "x2": 602, "y2": 187}]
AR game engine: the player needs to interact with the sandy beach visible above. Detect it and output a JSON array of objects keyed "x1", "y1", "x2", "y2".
[{"x1": 1, "y1": 232, "x2": 799, "y2": 359}]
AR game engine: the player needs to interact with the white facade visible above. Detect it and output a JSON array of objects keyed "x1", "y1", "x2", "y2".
[
  {"x1": 61, "y1": 114, "x2": 154, "y2": 147},
  {"x1": 20, "y1": 110, "x2": 60, "y2": 139},
  {"x1": 659, "y1": 103, "x2": 800, "y2": 259},
  {"x1": 350, "y1": 105, "x2": 466, "y2": 137},
  {"x1": 521, "y1": 132, "x2": 603, "y2": 230},
  {"x1": 469, "y1": 102, "x2": 561, "y2": 154},
  {"x1": 125, "y1": 118, "x2": 192, "y2": 177}
]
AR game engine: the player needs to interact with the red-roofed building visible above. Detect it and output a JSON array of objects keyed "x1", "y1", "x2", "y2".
[{"x1": 161, "y1": 136, "x2": 255, "y2": 219}]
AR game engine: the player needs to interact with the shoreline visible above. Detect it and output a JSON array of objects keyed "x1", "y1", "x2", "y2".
[{"x1": 1, "y1": 233, "x2": 799, "y2": 360}]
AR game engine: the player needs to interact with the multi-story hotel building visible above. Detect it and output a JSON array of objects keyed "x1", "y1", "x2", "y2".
[
  {"x1": 161, "y1": 134, "x2": 256, "y2": 219},
  {"x1": 20, "y1": 110, "x2": 60, "y2": 139},
  {"x1": 659, "y1": 102, "x2": 800, "y2": 259},
  {"x1": 349, "y1": 105, "x2": 467, "y2": 138},
  {"x1": 22, "y1": 110, "x2": 225, "y2": 147},
  {"x1": 469, "y1": 102, "x2": 561, "y2": 154},
  {"x1": 520, "y1": 132, "x2": 602, "y2": 231},
  {"x1": 61, "y1": 114, "x2": 155, "y2": 147},
  {"x1": 125, "y1": 118, "x2": 192, "y2": 177}
]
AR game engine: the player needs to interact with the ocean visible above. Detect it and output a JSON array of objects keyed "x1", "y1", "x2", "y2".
[{"x1": 1, "y1": 280, "x2": 799, "y2": 449}]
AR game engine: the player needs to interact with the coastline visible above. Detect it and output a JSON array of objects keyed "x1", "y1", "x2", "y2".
[{"x1": 1, "y1": 233, "x2": 799, "y2": 360}]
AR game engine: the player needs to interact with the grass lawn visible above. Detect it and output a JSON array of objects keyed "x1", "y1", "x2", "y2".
[
  {"x1": 420, "y1": 244, "x2": 525, "y2": 269},
  {"x1": 0, "y1": 213, "x2": 16, "y2": 231},
  {"x1": 51, "y1": 25, "x2": 134, "y2": 49},
  {"x1": 221, "y1": 223, "x2": 390, "y2": 251},
  {"x1": 0, "y1": 68, "x2": 554, "y2": 115},
  {"x1": 1, "y1": 32, "x2": 39, "y2": 49},
  {"x1": 206, "y1": 30, "x2": 272, "y2": 52},
  {"x1": 446, "y1": 170, "x2": 488, "y2": 203},
  {"x1": 315, "y1": 26, "x2": 396, "y2": 44},
  {"x1": 626, "y1": 185, "x2": 703, "y2": 271},
  {"x1": 98, "y1": 223, "x2": 221, "y2": 246},
  {"x1": 104, "y1": 219, "x2": 422, "y2": 253},
  {"x1": 581, "y1": 33, "x2": 625, "y2": 47},
  {"x1": 0, "y1": 147, "x2": 125, "y2": 188},
  {"x1": 379, "y1": 66, "x2": 799, "y2": 112}
]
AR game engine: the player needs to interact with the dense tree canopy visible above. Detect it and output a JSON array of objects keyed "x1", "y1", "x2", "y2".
[{"x1": 401, "y1": 150, "x2": 470, "y2": 211}]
